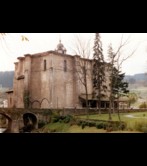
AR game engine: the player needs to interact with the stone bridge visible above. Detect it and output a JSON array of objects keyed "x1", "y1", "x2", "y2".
[
  {"x1": 0, "y1": 108, "x2": 52, "y2": 133},
  {"x1": 1, "y1": 107, "x2": 146, "y2": 133}
]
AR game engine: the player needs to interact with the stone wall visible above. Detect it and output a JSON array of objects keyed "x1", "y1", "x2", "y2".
[
  {"x1": 10, "y1": 51, "x2": 95, "y2": 109},
  {"x1": 8, "y1": 49, "x2": 113, "y2": 109},
  {"x1": 1, "y1": 108, "x2": 147, "y2": 116}
]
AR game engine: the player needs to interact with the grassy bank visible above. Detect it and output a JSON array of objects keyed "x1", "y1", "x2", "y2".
[
  {"x1": 77, "y1": 112, "x2": 147, "y2": 132},
  {"x1": 38, "y1": 123, "x2": 141, "y2": 133},
  {"x1": 34, "y1": 112, "x2": 147, "y2": 133}
]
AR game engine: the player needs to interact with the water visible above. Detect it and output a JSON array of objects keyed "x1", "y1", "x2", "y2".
[
  {"x1": 125, "y1": 115, "x2": 147, "y2": 119},
  {"x1": 0, "y1": 128, "x2": 6, "y2": 133}
]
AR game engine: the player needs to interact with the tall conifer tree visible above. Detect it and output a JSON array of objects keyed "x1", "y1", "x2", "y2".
[{"x1": 93, "y1": 33, "x2": 107, "y2": 113}]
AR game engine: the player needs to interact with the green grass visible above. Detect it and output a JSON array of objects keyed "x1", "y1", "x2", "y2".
[
  {"x1": 67, "y1": 125, "x2": 105, "y2": 133},
  {"x1": 76, "y1": 111, "x2": 147, "y2": 132},
  {"x1": 77, "y1": 112, "x2": 147, "y2": 120},
  {"x1": 39, "y1": 123, "x2": 141, "y2": 133},
  {"x1": 37, "y1": 112, "x2": 147, "y2": 133},
  {"x1": 41, "y1": 122, "x2": 70, "y2": 133}
]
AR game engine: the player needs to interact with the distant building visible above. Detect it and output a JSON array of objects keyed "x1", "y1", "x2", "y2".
[{"x1": 6, "y1": 40, "x2": 115, "y2": 109}]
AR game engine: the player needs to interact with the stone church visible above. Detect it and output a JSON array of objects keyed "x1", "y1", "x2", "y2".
[{"x1": 6, "y1": 40, "x2": 111, "y2": 109}]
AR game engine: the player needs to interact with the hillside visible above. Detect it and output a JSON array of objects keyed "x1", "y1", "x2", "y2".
[
  {"x1": 125, "y1": 73, "x2": 147, "y2": 83},
  {"x1": 125, "y1": 73, "x2": 147, "y2": 95},
  {"x1": 0, "y1": 71, "x2": 14, "y2": 88},
  {"x1": 125, "y1": 73, "x2": 147, "y2": 107}
]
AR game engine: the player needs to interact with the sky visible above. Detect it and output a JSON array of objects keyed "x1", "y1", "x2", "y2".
[{"x1": 0, "y1": 33, "x2": 147, "y2": 75}]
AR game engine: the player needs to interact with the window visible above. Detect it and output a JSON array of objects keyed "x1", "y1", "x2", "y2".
[
  {"x1": 44, "y1": 60, "x2": 47, "y2": 71},
  {"x1": 10, "y1": 97, "x2": 12, "y2": 104},
  {"x1": 64, "y1": 60, "x2": 67, "y2": 72}
]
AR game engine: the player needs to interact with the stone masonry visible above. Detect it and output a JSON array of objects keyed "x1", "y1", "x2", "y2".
[{"x1": 7, "y1": 41, "x2": 110, "y2": 109}]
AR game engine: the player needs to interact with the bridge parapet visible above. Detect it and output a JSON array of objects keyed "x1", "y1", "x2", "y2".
[{"x1": 0, "y1": 108, "x2": 53, "y2": 133}]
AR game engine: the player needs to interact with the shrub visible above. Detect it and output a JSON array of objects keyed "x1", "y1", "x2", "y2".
[
  {"x1": 52, "y1": 116, "x2": 60, "y2": 123},
  {"x1": 52, "y1": 115, "x2": 74, "y2": 123},
  {"x1": 81, "y1": 122, "x2": 86, "y2": 129},
  {"x1": 96, "y1": 122, "x2": 105, "y2": 129},
  {"x1": 141, "y1": 127, "x2": 147, "y2": 133},
  {"x1": 59, "y1": 119, "x2": 63, "y2": 123},
  {"x1": 77, "y1": 120, "x2": 83, "y2": 126},
  {"x1": 139, "y1": 102, "x2": 147, "y2": 109},
  {"x1": 70, "y1": 121, "x2": 75, "y2": 126},
  {"x1": 81, "y1": 124, "x2": 85, "y2": 129},
  {"x1": 43, "y1": 110, "x2": 52, "y2": 116},
  {"x1": 134, "y1": 121, "x2": 147, "y2": 132},
  {"x1": 119, "y1": 122, "x2": 127, "y2": 130},
  {"x1": 111, "y1": 123, "x2": 118, "y2": 131},
  {"x1": 103, "y1": 122, "x2": 108, "y2": 130},
  {"x1": 63, "y1": 115, "x2": 73, "y2": 123},
  {"x1": 106, "y1": 123, "x2": 113, "y2": 131},
  {"x1": 109, "y1": 122, "x2": 127, "y2": 131},
  {"x1": 38, "y1": 121, "x2": 46, "y2": 128},
  {"x1": 88, "y1": 121, "x2": 96, "y2": 127}
]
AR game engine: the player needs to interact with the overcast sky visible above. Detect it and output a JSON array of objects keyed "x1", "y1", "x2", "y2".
[{"x1": 0, "y1": 33, "x2": 147, "y2": 75}]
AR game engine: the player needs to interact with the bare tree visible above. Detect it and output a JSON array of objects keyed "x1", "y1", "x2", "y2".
[
  {"x1": 0, "y1": 33, "x2": 29, "y2": 55},
  {"x1": 108, "y1": 34, "x2": 138, "y2": 121},
  {"x1": 71, "y1": 34, "x2": 92, "y2": 114},
  {"x1": 0, "y1": 33, "x2": 29, "y2": 41},
  {"x1": 0, "y1": 33, "x2": 6, "y2": 38},
  {"x1": 107, "y1": 44, "x2": 114, "y2": 120}
]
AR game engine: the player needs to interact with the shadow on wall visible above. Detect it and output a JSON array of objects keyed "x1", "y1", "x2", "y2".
[{"x1": 29, "y1": 98, "x2": 50, "y2": 109}]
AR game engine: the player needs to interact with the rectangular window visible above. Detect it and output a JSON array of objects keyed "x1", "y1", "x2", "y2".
[
  {"x1": 44, "y1": 60, "x2": 47, "y2": 71},
  {"x1": 64, "y1": 60, "x2": 67, "y2": 72}
]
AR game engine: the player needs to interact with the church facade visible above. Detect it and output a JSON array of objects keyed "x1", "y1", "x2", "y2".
[{"x1": 7, "y1": 41, "x2": 111, "y2": 109}]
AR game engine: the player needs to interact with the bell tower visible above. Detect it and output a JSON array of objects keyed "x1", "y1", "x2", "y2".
[{"x1": 55, "y1": 39, "x2": 67, "y2": 54}]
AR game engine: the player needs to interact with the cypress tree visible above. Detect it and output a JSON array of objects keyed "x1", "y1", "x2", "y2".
[{"x1": 93, "y1": 33, "x2": 107, "y2": 113}]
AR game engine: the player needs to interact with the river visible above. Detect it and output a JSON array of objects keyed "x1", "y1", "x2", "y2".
[{"x1": 0, "y1": 128, "x2": 6, "y2": 133}]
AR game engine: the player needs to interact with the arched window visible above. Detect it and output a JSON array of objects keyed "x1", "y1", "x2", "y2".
[
  {"x1": 64, "y1": 60, "x2": 67, "y2": 72},
  {"x1": 44, "y1": 60, "x2": 47, "y2": 71}
]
